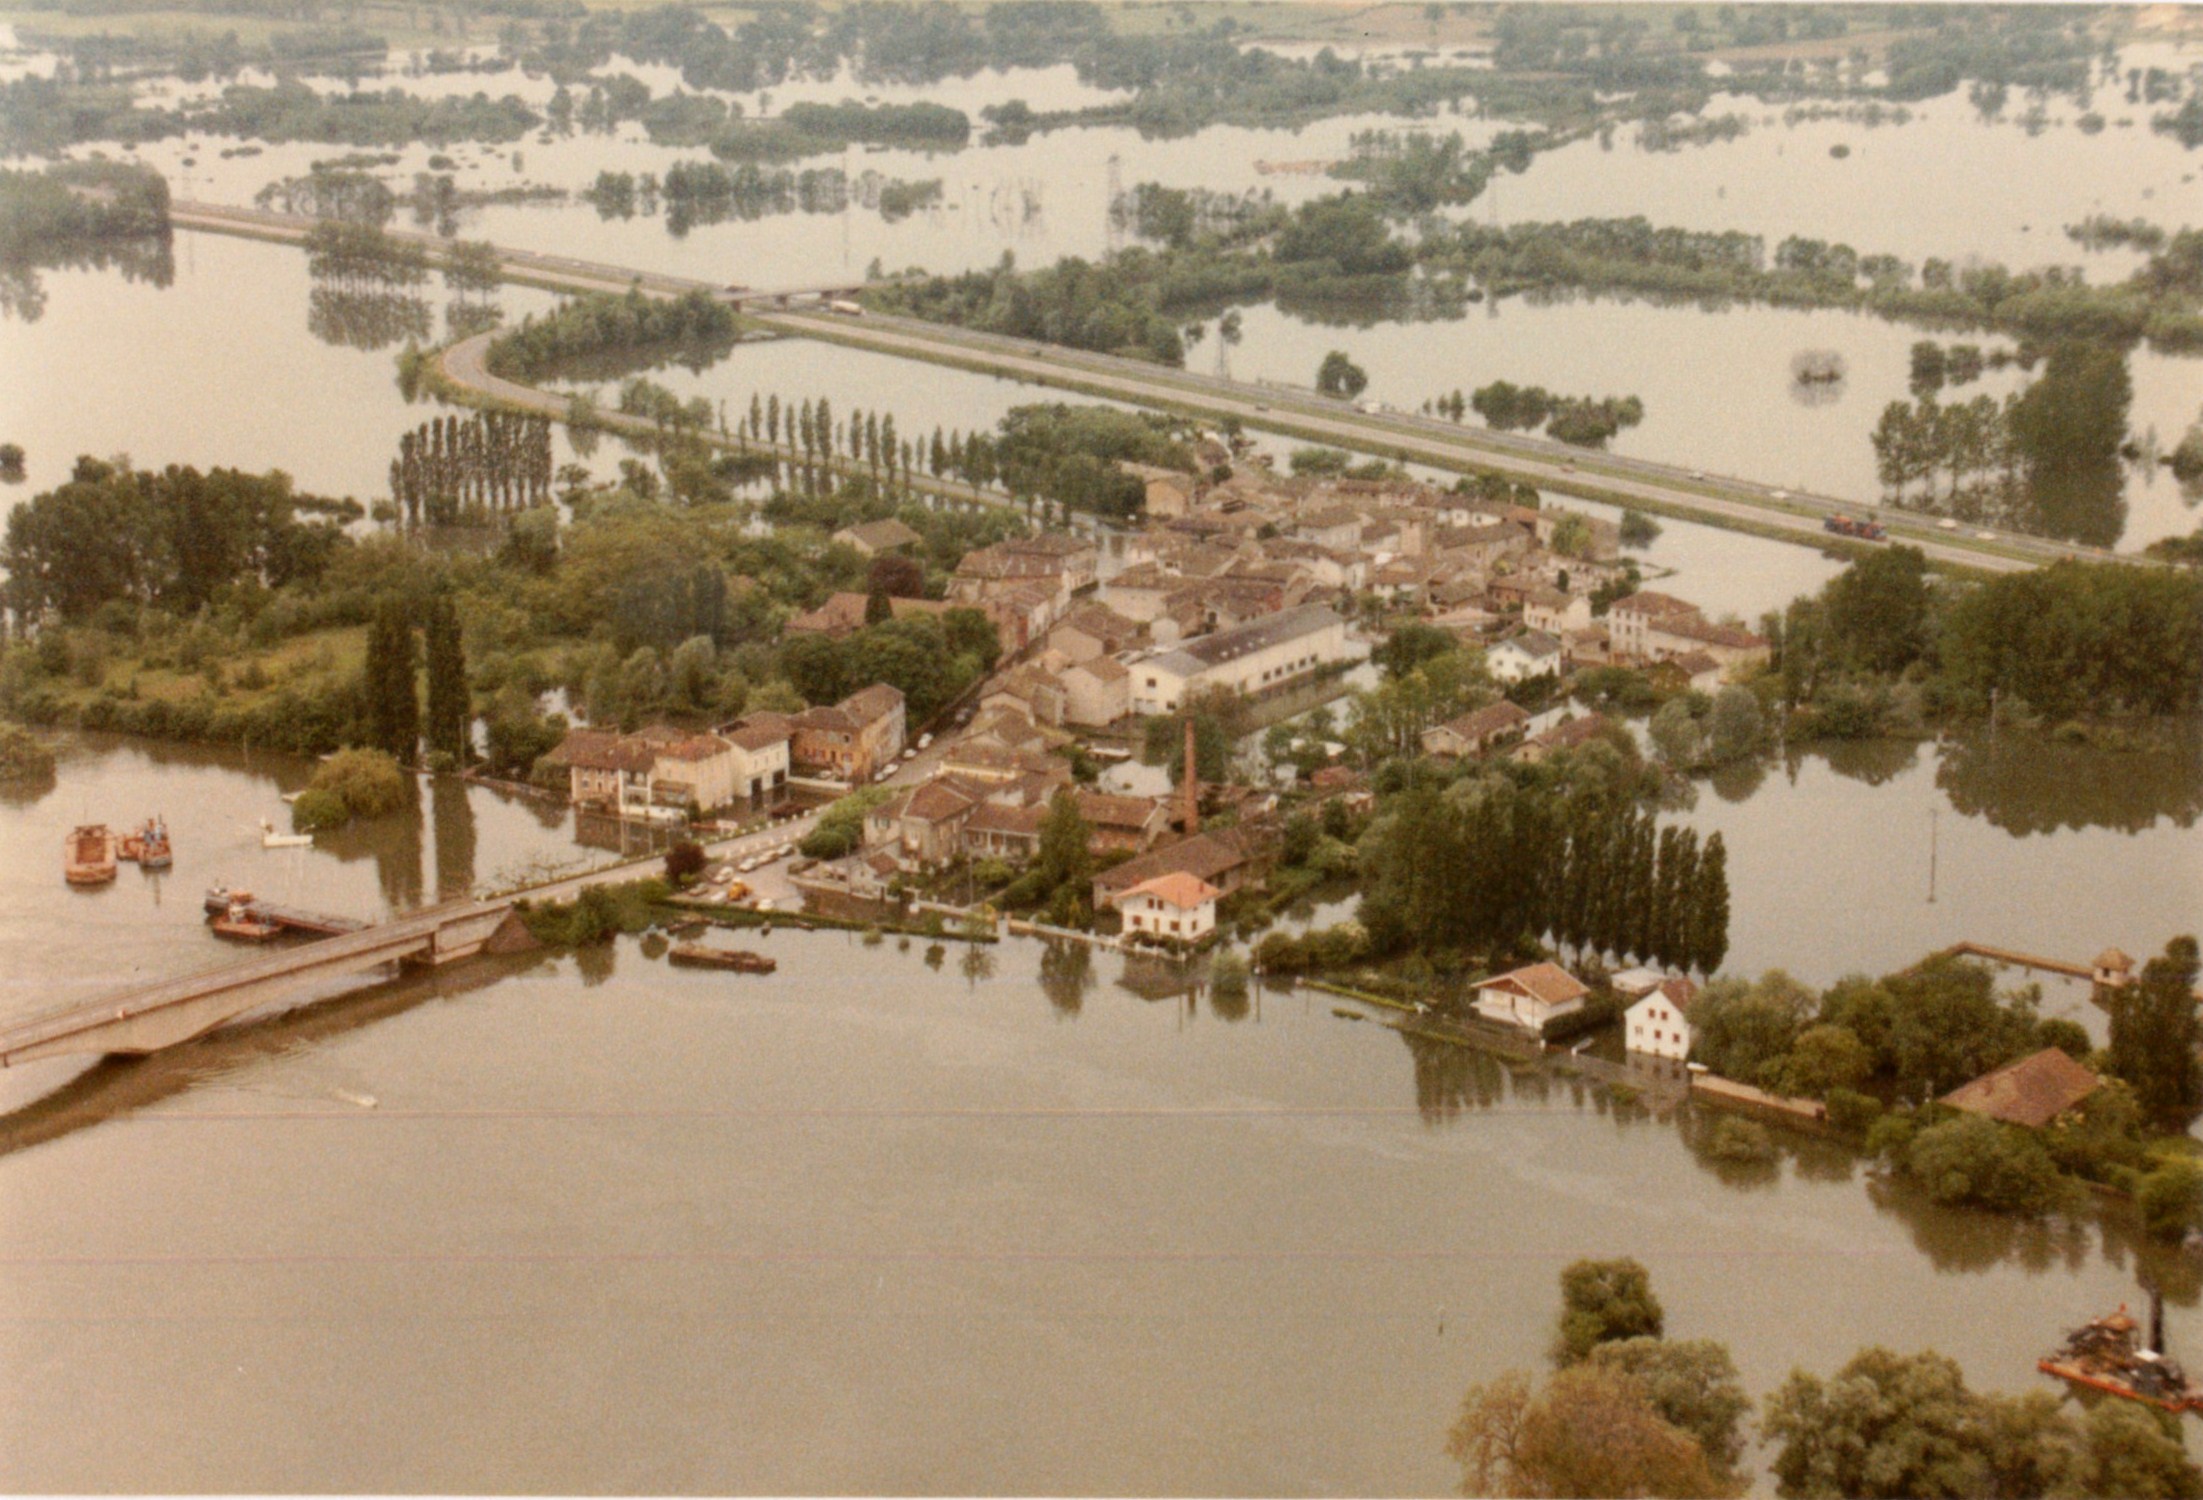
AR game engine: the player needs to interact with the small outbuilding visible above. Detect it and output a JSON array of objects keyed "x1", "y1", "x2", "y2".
[{"x1": 1473, "y1": 962, "x2": 1590, "y2": 1033}]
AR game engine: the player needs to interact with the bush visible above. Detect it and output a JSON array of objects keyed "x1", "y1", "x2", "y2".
[
  {"x1": 289, "y1": 787, "x2": 348, "y2": 832},
  {"x1": 1826, "y1": 1088, "x2": 1884, "y2": 1136},
  {"x1": 0, "y1": 720, "x2": 55, "y2": 783},
  {"x1": 1705, "y1": 1115, "x2": 1778, "y2": 1164},
  {"x1": 664, "y1": 839, "x2": 707, "y2": 883},
  {"x1": 1255, "y1": 931, "x2": 1309, "y2": 972},
  {"x1": 2137, "y1": 1157, "x2": 2203, "y2": 1241},
  {"x1": 1864, "y1": 1109, "x2": 1918, "y2": 1161},
  {"x1": 1211, "y1": 948, "x2": 1251, "y2": 999},
  {"x1": 296, "y1": 747, "x2": 411, "y2": 830},
  {"x1": 1903, "y1": 1114, "x2": 2070, "y2": 1216}
]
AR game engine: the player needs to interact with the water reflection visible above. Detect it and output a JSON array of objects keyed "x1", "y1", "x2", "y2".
[
  {"x1": 1937, "y1": 721, "x2": 2203, "y2": 836},
  {"x1": 1794, "y1": 736, "x2": 1926, "y2": 788},
  {"x1": 0, "y1": 234, "x2": 174, "y2": 324},
  {"x1": 1402, "y1": 1028, "x2": 1509, "y2": 1123},
  {"x1": 1037, "y1": 938, "x2": 1094, "y2": 1017},
  {"x1": 432, "y1": 775, "x2": 478, "y2": 901},
  {"x1": 306, "y1": 285, "x2": 433, "y2": 351},
  {"x1": 0, "y1": 954, "x2": 540, "y2": 1161}
]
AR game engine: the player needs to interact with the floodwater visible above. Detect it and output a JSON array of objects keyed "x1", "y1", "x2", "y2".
[
  {"x1": 8, "y1": 31, "x2": 2203, "y2": 1494},
  {"x1": 3, "y1": 879, "x2": 2202, "y2": 1494},
  {"x1": 16, "y1": 39, "x2": 2199, "y2": 544}
]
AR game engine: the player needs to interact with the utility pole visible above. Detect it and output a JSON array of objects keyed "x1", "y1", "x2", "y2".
[{"x1": 1927, "y1": 804, "x2": 1939, "y2": 904}]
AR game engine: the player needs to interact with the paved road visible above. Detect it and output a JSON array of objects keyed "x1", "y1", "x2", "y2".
[{"x1": 173, "y1": 200, "x2": 2125, "y2": 575}]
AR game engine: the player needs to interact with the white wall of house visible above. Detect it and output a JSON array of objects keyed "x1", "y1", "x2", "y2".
[
  {"x1": 1489, "y1": 642, "x2": 1559, "y2": 684},
  {"x1": 1121, "y1": 893, "x2": 1216, "y2": 942},
  {"x1": 1472, "y1": 985, "x2": 1582, "y2": 1032},
  {"x1": 1626, "y1": 995, "x2": 1693, "y2": 1060}
]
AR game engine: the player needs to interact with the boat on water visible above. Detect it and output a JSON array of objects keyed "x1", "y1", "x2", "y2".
[
  {"x1": 204, "y1": 883, "x2": 253, "y2": 915},
  {"x1": 667, "y1": 942, "x2": 777, "y2": 974},
  {"x1": 64, "y1": 824, "x2": 118, "y2": 886},
  {"x1": 210, "y1": 899, "x2": 282, "y2": 942},
  {"x1": 119, "y1": 816, "x2": 172, "y2": 870},
  {"x1": 260, "y1": 817, "x2": 313, "y2": 849},
  {"x1": 2040, "y1": 1295, "x2": 2203, "y2": 1414}
]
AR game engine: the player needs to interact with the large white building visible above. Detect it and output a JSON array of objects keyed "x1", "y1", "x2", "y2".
[{"x1": 1128, "y1": 605, "x2": 1365, "y2": 716}]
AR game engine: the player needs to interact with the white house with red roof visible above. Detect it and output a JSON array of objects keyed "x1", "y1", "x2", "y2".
[
  {"x1": 1624, "y1": 976, "x2": 1701, "y2": 1061},
  {"x1": 1119, "y1": 872, "x2": 1221, "y2": 945},
  {"x1": 1473, "y1": 962, "x2": 1591, "y2": 1032}
]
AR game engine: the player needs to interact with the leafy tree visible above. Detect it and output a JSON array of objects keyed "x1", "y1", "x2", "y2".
[
  {"x1": 864, "y1": 587, "x2": 893, "y2": 625},
  {"x1": 1446, "y1": 1365, "x2": 1730, "y2": 1500},
  {"x1": 1553, "y1": 1258, "x2": 1665, "y2": 1366},
  {"x1": 2078, "y1": 1398, "x2": 2203, "y2": 1499},
  {"x1": 1584, "y1": 1337, "x2": 1752, "y2": 1481},
  {"x1": 1821, "y1": 545, "x2": 1931, "y2": 673},
  {"x1": 291, "y1": 746, "x2": 410, "y2": 831},
  {"x1": 1705, "y1": 686, "x2": 1766, "y2": 765},
  {"x1": 1771, "y1": 1023, "x2": 1872, "y2": 1098},
  {"x1": 1763, "y1": 1348, "x2": 1985, "y2": 1500},
  {"x1": 1316, "y1": 349, "x2": 1370, "y2": 398},
  {"x1": 1688, "y1": 972, "x2": 1815, "y2": 1084},
  {"x1": 1901, "y1": 1113, "x2": 2069, "y2": 1215},
  {"x1": 867, "y1": 552, "x2": 924, "y2": 598},
  {"x1": 663, "y1": 838, "x2": 706, "y2": 883},
  {"x1": 2109, "y1": 936, "x2": 2203, "y2": 1131},
  {"x1": 1034, "y1": 788, "x2": 1094, "y2": 923},
  {"x1": 1883, "y1": 955, "x2": 2038, "y2": 1103},
  {"x1": 2136, "y1": 1157, "x2": 2203, "y2": 1242}
]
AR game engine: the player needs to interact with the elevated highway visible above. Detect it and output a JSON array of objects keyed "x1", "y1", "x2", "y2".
[{"x1": 171, "y1": 200, "x2": 2123, "y2": 575}]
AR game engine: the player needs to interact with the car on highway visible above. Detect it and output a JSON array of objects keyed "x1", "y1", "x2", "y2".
[
  {"x1": 1771, "y1": 489, "x2": 1790, "y2": 501},
  {"x1": 1690, "y1": 470, "x2": 1706, "y2": 480},
  {"x1": 1976, "y1": 530, "x2": 1996, "y2": 541},
  {"x1": 1938, "y1": 518, "x2": 1960, "y2": 531}
]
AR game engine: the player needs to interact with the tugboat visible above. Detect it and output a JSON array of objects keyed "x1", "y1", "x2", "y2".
[
  {"x1": 119, "y1": 816, "x2": 172, "y2": 870},
  {"x1": 204, "y1": 883, "x2": 254, "y2": 916},
  {"x1": 667, "y1": 942, "x2": 777, "y2": 974},
  {"x1": 64, "y1": 824, "x2": 119, "y2": 886},
  {"x1": 2040, "y1": 1290, "x2": 2203, "y2": 1415}
]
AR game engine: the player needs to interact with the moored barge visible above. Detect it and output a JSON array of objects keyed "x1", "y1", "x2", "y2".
[
  {"x1": 668, "y1": 943, "x2": 777, "y2": 974},
  {"x1": 64, "y1": 824, "x2": 118, "y2": 886},
  {"x1": 2040, "y1": 1297, "x2": 2203, "y2": 1415}
]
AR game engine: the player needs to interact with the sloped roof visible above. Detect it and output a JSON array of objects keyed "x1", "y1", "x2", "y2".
[
  {"x1": 550, "y1": 729, "x2": 654, "y2": 773},
  {"x1": 841, "y1": 683, "x2": 905, "y2": 725},
  {"x1": 1941, "y1": 1048, "x2": 2101, "y2": 1128},
  {"x1": 836, "y1": 518, "x2": 922, "y2": 551},
  {"x1": 1075, "y1": 790, "x2": 1162, "y2": 830},
  {"x1": 1496, "y1": 630, "x2": 1563, "y2": 659},
  {"x1": 1124, "y1": 872, "x2": 1222, "y2": 910},
  {"x1": 1480, "y1": 962, "x2": 1589, "y2": 1008},
  {"x1": 1612, "y1": 590, "x2": 1698, "y2": 618},
  {"x1": 1096, "y1": 828, "x2": 1264, "y2": 894},
  {"x1": 1437, "y1": 700, "x2": 1531, "y2": 742}
]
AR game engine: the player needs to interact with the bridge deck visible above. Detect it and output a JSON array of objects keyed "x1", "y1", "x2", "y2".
[{"x1": 0, "y1": 899, "x2": 508, "y2": 1064}]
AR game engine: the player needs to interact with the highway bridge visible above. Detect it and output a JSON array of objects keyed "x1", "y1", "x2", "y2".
[
  {"x1": 172, "y1": 201, "x2": 2121, "y2": 575},
  {"x1": 0, "y1": 900, "x2": 533, "y2": 1069}
]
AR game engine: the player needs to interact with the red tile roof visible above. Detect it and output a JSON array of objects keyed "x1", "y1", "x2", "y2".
[{"x1": 1941, "y1": 1048, "x2": 2101, "y2": 1128}]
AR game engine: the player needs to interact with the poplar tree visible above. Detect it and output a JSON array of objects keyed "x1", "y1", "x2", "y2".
[
  {"x1": 365, "y1": 597, "x2": 419, "y2": 763},
  {"x1": 424, "y1": 592, "x2": 469, "y2": 766},
  {"x1": 1691, "y1": 834, "x2": 1731, "y2": 975}
]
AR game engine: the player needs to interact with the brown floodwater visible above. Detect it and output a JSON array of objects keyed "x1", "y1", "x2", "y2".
[{"x1": 0, "y1": 730, "x2": 2199, "y2": 1492}]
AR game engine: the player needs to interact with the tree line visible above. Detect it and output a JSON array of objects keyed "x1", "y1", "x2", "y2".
[
  {"x1": 390, "y1": 411, "x2": 555, "y2": 526},
  {"x1": 1357, "y1": 769, "x2": 1730, "y2": 976},
  {"x1": 1449, "y1": 1256, "x2": 2203, "y2": 1500}
]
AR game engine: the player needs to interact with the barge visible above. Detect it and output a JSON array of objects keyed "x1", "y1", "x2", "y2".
[
  {"x1": 667, "y1": 943, "x2": 777, "y2": 974},
  {"x1": 119, "y1": 816, "x2": 172, "y2": 869},
  {"x1": 64, "y1": 824, "x2": 118, "y2": 886},
  {"x1": 2040, "y1": 1296, "x2": 2203, "y2": 1415}
]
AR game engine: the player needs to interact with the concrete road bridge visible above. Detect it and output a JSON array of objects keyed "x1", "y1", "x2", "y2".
[{"x1": 0, "y1": 900, "x2": 533, "y2": 1068}]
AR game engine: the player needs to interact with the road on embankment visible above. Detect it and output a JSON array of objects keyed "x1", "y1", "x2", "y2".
[{"x1": 173, "y1": 201, "x2": 2117, "y2": 576}]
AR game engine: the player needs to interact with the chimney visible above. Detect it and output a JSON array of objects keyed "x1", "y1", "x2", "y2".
[{"x1": 1183, "y1": 715, "x2": 1199, "y2": 836}]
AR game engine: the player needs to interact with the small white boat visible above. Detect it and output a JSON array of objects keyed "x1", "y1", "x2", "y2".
[{"x1": 259, "y1": 818, "x2": 313, "y2": 849}]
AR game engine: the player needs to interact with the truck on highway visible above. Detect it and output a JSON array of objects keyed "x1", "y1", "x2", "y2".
[
  {"x1": 1823, "y1": 514, "x2": 1887, "y2": 542},
  {"x1": 826, "y1": 298, "x2": 865, "y2": 316}
]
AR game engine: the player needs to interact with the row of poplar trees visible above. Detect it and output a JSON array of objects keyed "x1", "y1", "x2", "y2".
[
  {"x1": 1361, "y1": 780, "x2": 1730, "y2": 976},
  {"x1": 363, "y1": 594, "x2": 470, "y2": 766},
  {"x1": 389, "y1": 412, "x2": 554, "y2": 526},
  {"x1": 734, "y1": 392, "x2": 920, "y2": 498}
]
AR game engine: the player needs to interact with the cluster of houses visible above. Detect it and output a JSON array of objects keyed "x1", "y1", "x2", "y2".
[{"x1": 539, "y1": 683, "x2": 907, "y2": 818}]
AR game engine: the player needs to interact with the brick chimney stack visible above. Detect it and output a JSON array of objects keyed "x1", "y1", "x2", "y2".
[{"x1": 1183, "y1": 716, "x2": 1199, "y2": 836}]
